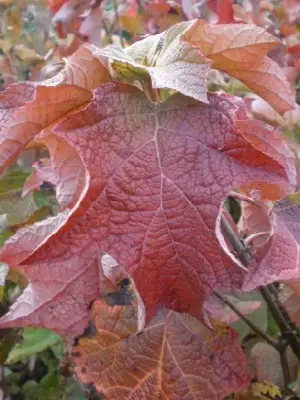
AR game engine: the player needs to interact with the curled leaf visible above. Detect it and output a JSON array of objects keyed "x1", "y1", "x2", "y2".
[{"x1": 182, "y1": 20, "x2": 295, "y2": 114}]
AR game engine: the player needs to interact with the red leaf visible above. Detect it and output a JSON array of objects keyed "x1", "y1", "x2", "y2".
[
  {"x1": 207, "y1": 0, "x2": 235, "y2": 23},
  {"x1": 0, "y1": 254, "x2": 100, "y2": 339},
  {"x1": 235, "y1": 119, "x2": 296, "y2": 199},
  {"x1": 73, "y1": 299, "x2": 250, "y2": 399},
  {"x1": 0, "y1": 211, "x2": 70, "y2": 266},
  {"x1": 4, "y1": 84, "x2": 292, "y2": 334},
  {"x1": 23, "y1": 134, "x2": 88, "y2": 211},
  {"x1": 0, "y1": 82, "x2": 91, "y2": 176},
  {"x1": 243, "y1": 199, "x2": 300, "y2": 290},
  {"x1": 205, "y1": 293, "x2": 261, "y2": 324}
]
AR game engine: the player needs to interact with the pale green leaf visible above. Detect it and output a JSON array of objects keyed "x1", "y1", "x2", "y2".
[
  {"x1": 97, "y1": 21, "x2": 210, "y2": 103},
  {"x1": 6, "y1": 328, "x2": 62, "y2": 364}
]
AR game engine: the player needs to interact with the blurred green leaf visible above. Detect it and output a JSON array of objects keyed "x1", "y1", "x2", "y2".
[
  {"x1": 267, "y1": 310, "x2": 280, "y2": 337},
  {"x1": 0, "y1": 166, "x2": 31, "y2": 195},
  {"x1": 6, "y1": 328, "x2": 62, "y2": 364},
  {"x1": 0, "y1": 191, "x2": 38, "y2": 226}
]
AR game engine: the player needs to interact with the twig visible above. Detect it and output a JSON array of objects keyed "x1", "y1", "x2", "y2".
[
  {"x1": 220, "y1": 213, "x2": 251, "y2": 266},
  {"x1": 214, "y1": 291, "x2": 280, "y2": 350},
  {"x1": 243, "y1": 231, "x2": 270, "y2": 247},
  {"x1": 228, "y1": 191, "x2": 257, "y2": 205}
]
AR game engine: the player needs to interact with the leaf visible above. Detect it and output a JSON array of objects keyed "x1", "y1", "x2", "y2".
[
  {"x1": 0, "y1": 43, "x2": 110, "y2": 177},
  {"x1": 0, "y1": 84, "x2": 294, "y2": 336},
  {"x1": 0, "y1": 82, "x2": 91, "y2": 176},
  {"x1": 0, "y1": 210, "x2": 70, "y2": 266},
  {"x1": 0, "y1": 192, "x2": 39, "y2": 227},
  {"x1": 227, "y1": 57, "x2": 295, "y2": 116},
  {"x1": 237, "y1": 190, "x2": 272, "y2": 248},
  {"x1": 13, "y1": 44, "x2": 44, "y2": 64},
  {"x1": 0, "y1": 262, "x2": 9, "y2": 301},
  {"x1": 98, "y1": 21, "x2": 210, "y2": 102},
  {"x1": 243, "y1": 199, "x2": 300, "y2": 291},
  {"x1": 250, "y1": 343, "x2": 298, "y2": 389},
  {"x1": 0, "y1": 167, "x2": 31, "y2": 195},
  {"x1": 181, "y1": 20, "x2": 295, "y2": 114},
  {"x1": 207, "y1": 0, "x2": 235, "y2": 23},
  {"x1": 57, "y1": 44, "x2": 111, "y2": 90},
  {"x1": 0, "y1": 252, "x2": 100, "y2": 338},
  {"x1": 23, "y1": 134, "x2": 88, "y2": 211},
  {"x1": 205, "y1": 292, "x2": 261, "y2": 324},
  {"x1": 72, "y1": 300, "x2": 250, "y2": 399},
  {"x1": 236, "y1": 382, "x2": 283, "y2": 400},
  {"x1": 6, "y1": 327, "x2": 62, "y2": 364}
]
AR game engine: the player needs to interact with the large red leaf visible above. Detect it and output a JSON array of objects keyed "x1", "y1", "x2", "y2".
[
  {"x1": 72, "y1": 299, "x2": 250, "y2": 399},
  {"x1": 0, "y1": 83, "x2": 293, "y2": 336}
]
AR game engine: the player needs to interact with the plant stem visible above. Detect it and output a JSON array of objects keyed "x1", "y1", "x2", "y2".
[
  {"x1": 280, "y1": 345, "x2": 293, "y2": 395},
  {"x1": 213, "y1": 291, "x2": 280, "y2": 350},
  {"x1": 260, "y1": 286, "x2": 300, "y2": 360},
  {"x1": 220, "y1": 213, "x2": 300, "y2": 361}
]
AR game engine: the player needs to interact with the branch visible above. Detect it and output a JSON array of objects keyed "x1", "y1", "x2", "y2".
[
  {"x1": 280, "y1": 344, "x2": 293, "y2": 395},
  {"x1": 243, "y1": 231, "x2": 270, "y2": 247},
  {"x1": 213, "y1": 291, "x2": 280, "y2": 350},
  {"x1": 220, "y1": 213, "x2": 300, "y2": 361},
  {"x1": 228, "y1": 191, "x2": 257, "y2": 205}
]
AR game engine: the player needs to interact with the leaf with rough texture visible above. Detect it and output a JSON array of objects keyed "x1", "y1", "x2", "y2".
[
  {"x1": 72, "y1": 299, "x2": 250, "y2": 400},
  {"x1": 0, "y1": 252, "x2": 100, "y2": 339},
  {"x1": 0, "y1": 210, "x2": 70, "y2": 266},
  {"x1": 53, "y1": 44, "x2": 111, "y2": 90},
  {"x1": 98, "y1": 21, "x2": 210, "y2": 102},
  {"x1": 1, "y1": 83, "x2": 293, "y2": 336},
  {"x1": 0, "y1": 43, "x2": 110, "y2": 178},
  {"x1": 181, "y1": 20, "x2": 295, "y2": 114}
]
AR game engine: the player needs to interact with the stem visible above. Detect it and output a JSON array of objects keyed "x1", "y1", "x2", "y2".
[
  {"x1": 214, "y1": 291, "x2": 280, "y2": 350},
  {"x1": 220, "y1": 213, "x2": 300, "y2": 361},
  {"x1": 220, "y1": 213, "x2": 251, "y2": 266},
  {"x1": 228, "y1": 191, "x2": 256, "y2": 205},
  {"x1": 261, "y1": 286, "x2": 300, "y2": 360},
  {"x1": 243, "y1": 231, "x2": 270, "y2": 247},
  {"x1": 280, "y1": 345, "x2": 293, "y2": 394}
]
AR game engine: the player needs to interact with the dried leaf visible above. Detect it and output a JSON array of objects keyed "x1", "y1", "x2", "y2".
[{"x1": 182, "y1": 20, "x2": 295, "y2": 114}]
